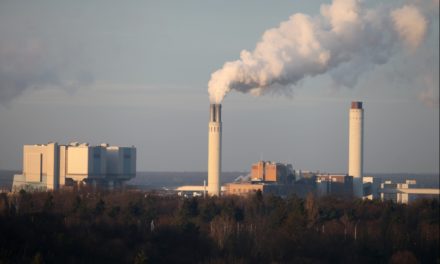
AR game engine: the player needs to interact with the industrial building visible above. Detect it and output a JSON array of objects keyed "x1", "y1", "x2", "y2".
[
  {"x1": 224, "y1": 182, "x2": 291, "y2": 196},
  {"x1": 380, "y1": 179, "x2": 440, "y2": 204},
  {"x1": 363, "y1": 176, "x2": 382, "y2": 200},
  {"x1": 12, "y1": 142, "x2": 136, "y2": 191},
  {"x1": 224, "y1": 161, "x2": 296, "y2": 196},
  {"x1": 223, "y1": 182, "x2": 263, "y2": 196},
  {"x1": 316, "y1": 174, "x2": 353, "y2": 197},
  {"x1": 223, "y1": 160, "x2": 358, "y2": 198},
  {"x1": 251, "y1": 161, "x2": 294, "y2": 184}
]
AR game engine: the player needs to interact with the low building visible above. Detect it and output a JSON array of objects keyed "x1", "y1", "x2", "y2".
[
  {"x1": 12, "y1": 142, "x2": 136, "y2": 191},
  {"x1": 380, "y1": 179, "x2": 440, "y2": 204},
  {"x1": 363, "y1": 176, "x2": 381, "y2": 199},
  {"x1": 316, "y1": 174, "x2": 353, "y2": 197},
  {"x1": 224, "y1": 182, "x2": 264, "y2": 196},
  {"x1": 224, "y1": 182, "x2": 292, "y2": 196}
]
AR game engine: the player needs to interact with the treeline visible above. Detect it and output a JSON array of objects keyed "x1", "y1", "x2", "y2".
[{"x1": 0, "y1": 189, "x2": 438, "y2": 263}]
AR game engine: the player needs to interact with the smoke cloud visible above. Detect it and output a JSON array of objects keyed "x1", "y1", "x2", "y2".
[
  {"x1": 391, "y1": 5, "x2": 427, "y2": 50},
  {"x1": 0, "y1": 39, "x2": 93, "y2": 105},
  {"x1": 208, "y1": 0, "x2": 431, "y2": 103}
]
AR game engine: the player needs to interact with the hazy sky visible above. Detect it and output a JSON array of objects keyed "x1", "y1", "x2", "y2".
[{"x1": 0, "y1": 0, "x2": 438, "y2": 174}]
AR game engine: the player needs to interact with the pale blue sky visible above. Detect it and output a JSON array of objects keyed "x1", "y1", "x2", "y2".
[{"x1": 0, "y1": 0, "x2": 438, "y2": 173}]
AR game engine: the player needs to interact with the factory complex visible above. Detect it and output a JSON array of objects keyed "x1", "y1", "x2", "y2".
[
  {"x1": 224, "y1": 162, "x2": 354, "y2": 198},
  {"x1": 8, "y1": 101, "x2": 438, "y2": 204},
  {"x1": 188, "y1": 100, "x2": 438, "y2": 203},
  {"x1": 202, "y1": 101, "x2": 366, "y2": 198},
  {"x1": 178, "y1": 161, "x2": 439, "y2": 204}
]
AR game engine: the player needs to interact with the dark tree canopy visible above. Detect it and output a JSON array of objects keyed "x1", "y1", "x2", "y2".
[{"x1": 0, "y1": 190, "x2": 438, "y2": 263}]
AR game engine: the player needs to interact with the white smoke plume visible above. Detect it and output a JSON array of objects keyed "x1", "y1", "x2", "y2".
[
  {"x1": 234, "y1": 173, "x2": 251, "y2": 182},
  {"x1": 391, "y1": 5, "x2": 427, "y2": 50},
  {"x1": 208, "y1": 0, "x2": 431, "y2": 103}
]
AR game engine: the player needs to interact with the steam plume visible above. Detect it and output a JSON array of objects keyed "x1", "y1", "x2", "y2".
[
  {"x1": 391, "y1": 5, "x2": 427, "y2": 50},
  {"x1": 208, "y1": 0, "x2": 430, "y2": 103}
]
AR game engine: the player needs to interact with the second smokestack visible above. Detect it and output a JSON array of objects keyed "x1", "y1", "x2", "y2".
[
  {"x1": 349, "y1": 101, "x2": 364, "y2": 198},
  {"x1": 208, "y1": 104, "x2": 222, "y2": 196}
]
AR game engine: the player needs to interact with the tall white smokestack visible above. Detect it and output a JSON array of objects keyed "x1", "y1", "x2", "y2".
[
  {"x1": 208, "y1": 104, "x2": 222, "y2": 196},
  {"x1": 349, "y1": 101, "x2": 364, "y2": 197}
]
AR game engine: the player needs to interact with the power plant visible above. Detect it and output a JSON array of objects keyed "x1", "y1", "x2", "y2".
[
  {"x1": 349, "y1": 101, "x2": 364, "y2": 197},
  {"x1": 202, "y1": 101, "x2": 365, "y2": 198},
  {"x1": 12, "y1": 142, "x2": 136, "y2": 191},
  {"x1": 207, "y1": 104, "x2": 222, "y2": 196}
]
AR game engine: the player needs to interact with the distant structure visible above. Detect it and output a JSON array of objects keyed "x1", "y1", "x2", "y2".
[
  {"x1": 222, "y1": 160, "x2": 360, "y2": 198},
  {"x1": 316, "y1": 174, "x2": 353, "y2": 197},
  {"x1": 250, "y1": 161, "x2": 293, "y2": 184},
  {"x1": 363, "y1": 176, "x2": 381, "y2": 200},
  {"x1": 12, "y1": 142, "x2": 136, "y2": 191},
  {"x1": 224, "y1": 161, "x2": 295, "y2": 196},
  {"x1": 349, "y1": 101, "x2": 364, "y2": 197},
  {"x1": 380, "y1": 179, "x2": 440, "y2": 204},
  {"x1": 208, "y1": 104, "x2": 222, "y2": 196}
]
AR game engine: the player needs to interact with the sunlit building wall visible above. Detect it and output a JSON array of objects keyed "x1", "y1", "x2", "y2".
[
  {"x1": 250, "y1": 161, "x2": 294, "y2": 183},
  {"x1": 379, "y1": 180, "x2": 439, "y2": 204},
  {"x1": 20, "y1": 142, "x2": 59, "y2": 190}
]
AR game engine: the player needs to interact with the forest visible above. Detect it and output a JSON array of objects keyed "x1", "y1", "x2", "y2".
[{"x1": 0, "y1": 189, "x2": 438, "y2": 263}]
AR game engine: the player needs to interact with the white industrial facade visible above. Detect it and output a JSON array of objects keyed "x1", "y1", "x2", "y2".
[
  {"x1": 363, "y1": 176, "x2": 381, "y2": 200},
  {"x1": 348, "y1": 101, "x2": 364, "y2": 197},
  {"x1": 380, "y1": 180, "x2": 440, "y2": 204},
  {"x1": 208, "y1": 104, "x2": 222, "y2": 196},
  {"x1": 12, "y1": 142, "x2": 136, "y2": 191}
]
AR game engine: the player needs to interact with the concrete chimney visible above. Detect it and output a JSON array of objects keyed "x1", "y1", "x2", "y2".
[
  {"x1": 208, "y1": 104, "x2": 222, "y2": 196},
  {"x1": 349, "y1": 101, "x2": 364, "y2": 197}
]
